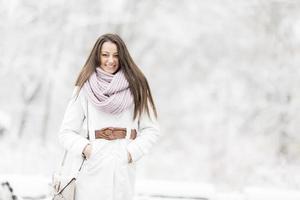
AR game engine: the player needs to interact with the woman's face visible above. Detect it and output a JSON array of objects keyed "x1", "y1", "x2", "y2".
[{"x1": 99, "y1": 41, "x2": 120, "y2": 74}]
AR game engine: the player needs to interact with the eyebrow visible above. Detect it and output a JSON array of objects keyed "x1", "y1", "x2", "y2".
[{"x1": 101, "y1": 51, "x2": 118, "y2": 54}]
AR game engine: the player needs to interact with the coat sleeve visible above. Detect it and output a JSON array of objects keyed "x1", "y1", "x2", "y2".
[
  {"x1": 58, "y1": 88, "x2": 90, "y2": 156},
  {"x1": 126, "y1": 105, "x2": 161, "y2": 162}
]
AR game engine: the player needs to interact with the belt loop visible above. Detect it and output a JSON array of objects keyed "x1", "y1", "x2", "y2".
[{"x1": 126, "y1": 126, "x2": 131, "y2": 139}]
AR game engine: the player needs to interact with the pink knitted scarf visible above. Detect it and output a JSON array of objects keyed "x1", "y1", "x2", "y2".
[{"x1": 83, "y1": 67, "x2": 133, "y2": 114}]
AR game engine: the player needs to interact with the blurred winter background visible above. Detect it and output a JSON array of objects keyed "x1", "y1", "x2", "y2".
[{"x1": 1, "y1": 0, "x2": 300, "y2": 199}]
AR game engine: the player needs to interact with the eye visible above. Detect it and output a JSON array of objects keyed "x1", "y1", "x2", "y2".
[
  {"x1": 102, "y1": 54, "x2": 108, "y2": 57},
  {"x1": 113, "y1": 55, "x2": 119, "y2": 58}
]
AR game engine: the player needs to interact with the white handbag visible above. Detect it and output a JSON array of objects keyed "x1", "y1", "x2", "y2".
[
  {"x1": 52, "y1": 174, "x2": 76, "y2": 200},
  {"x1": 52, "y1": 149, "x2": 86, "y2": 200}
]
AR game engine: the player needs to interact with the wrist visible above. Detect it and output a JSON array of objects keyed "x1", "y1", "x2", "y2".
[
  {"x1": 82, "y1": 144, "x2": 90, "y2": 159},
  {"x1": 128, "y1": 152, "x2": 132, "y2": 163}
]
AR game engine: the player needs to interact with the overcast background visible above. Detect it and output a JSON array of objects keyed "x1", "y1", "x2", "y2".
[{"x1": 1, "y1": 0, "x2": 300, "y2": 193}]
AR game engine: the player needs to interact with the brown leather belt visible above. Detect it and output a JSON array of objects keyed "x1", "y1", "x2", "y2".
[{"x1": 95, "y1": 127, "x2": 137, "y2": 140}]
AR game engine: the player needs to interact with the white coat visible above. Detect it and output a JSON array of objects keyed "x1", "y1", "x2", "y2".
[{"x1": 58, "y1": 87, "x2": 160, "y2": 200}]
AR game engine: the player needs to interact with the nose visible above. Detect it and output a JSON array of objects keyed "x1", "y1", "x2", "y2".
[{"x1": 107, "y1": 56, "x2": 114, "y2": 64}]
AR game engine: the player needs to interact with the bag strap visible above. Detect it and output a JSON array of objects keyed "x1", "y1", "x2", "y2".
[
  {"x1": 78, "y1": 99, "x2": 89, "y2": 171},
  {"x1": 59, "y1": 96, "x2": 89, "y2": 174}
]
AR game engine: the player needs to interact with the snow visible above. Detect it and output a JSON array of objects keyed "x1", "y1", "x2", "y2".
[
  {"x1": 136, "y1": 180, "x2": 214, "y2": 198},
  {"x1": 1, "y1": 174, "x2": 300, "y2": 200},
  {"x1": 0, "y1": 174, "x2": 51, "y2": 199},
  {"x1": 243, "y1": 186, "x2": 300, "y2": 200}
]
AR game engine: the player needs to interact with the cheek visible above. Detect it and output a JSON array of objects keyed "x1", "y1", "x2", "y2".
[{"x1": 100, "y1": 56, "x2": 106, "y2": 63}]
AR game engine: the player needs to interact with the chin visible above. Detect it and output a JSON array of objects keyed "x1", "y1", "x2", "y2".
[
  {"x1": 102, "y1": 66, "x2": 119, "y2": 74},
  {"x1": 111, "y1": 67, "x2": 120, "y2": 74},
  {"x1": 111, "y1": 69, "x2": 119, "y2": 74}
]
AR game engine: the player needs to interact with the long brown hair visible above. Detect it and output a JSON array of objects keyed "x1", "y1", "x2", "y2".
[{"x1": 75, "y1": 33, "x2": 157, "y2": 120}]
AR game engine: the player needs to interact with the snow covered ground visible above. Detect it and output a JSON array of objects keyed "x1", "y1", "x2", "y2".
[{"x1": 1, "y1": 174, "x2": 300, "y2": 200}]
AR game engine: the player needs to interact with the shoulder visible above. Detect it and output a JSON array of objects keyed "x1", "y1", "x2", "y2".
[
  {"x1": 66, "y1": 86, "x2": 88, "y2": 113},
  {"x1": 68, "y1": 86, "x2": 87, "y2": 106},
  {"x1": 70, "y1": 86, "x2": 86, "y2": 99},
  {"x1": 71, "y1": 86, "x2": 81, "y2": 98}
]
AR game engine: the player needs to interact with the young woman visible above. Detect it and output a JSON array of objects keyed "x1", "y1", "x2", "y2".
[{"x1": 58, "y1": 33, "x2": 160, "y2": 200}]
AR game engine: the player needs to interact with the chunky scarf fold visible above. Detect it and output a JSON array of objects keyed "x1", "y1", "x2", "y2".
[{"x1": 83, "y1": 67, "x2": 133, "y2": 114}]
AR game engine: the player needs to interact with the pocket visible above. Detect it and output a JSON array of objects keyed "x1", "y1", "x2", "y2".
[
  {"x1": 119, "y1": 139, "x2": 132, "y2": 165},
  {"x1": 123, "y1": 146, "x2": 129, "y2": 165},
  {"x1": 85, "y1": 140, "x2": 110, "y2": 173},
  {"x1": 87, "y1": 140, "x2": 107, "y2": 161}
]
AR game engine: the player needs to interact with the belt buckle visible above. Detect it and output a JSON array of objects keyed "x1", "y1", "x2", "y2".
[
  {"x1": 105, "y1": 128, "x2": 114, "y2": 139},
  {"x1": 105, "y1": 129, "x2": 112, "y2": 135}
]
